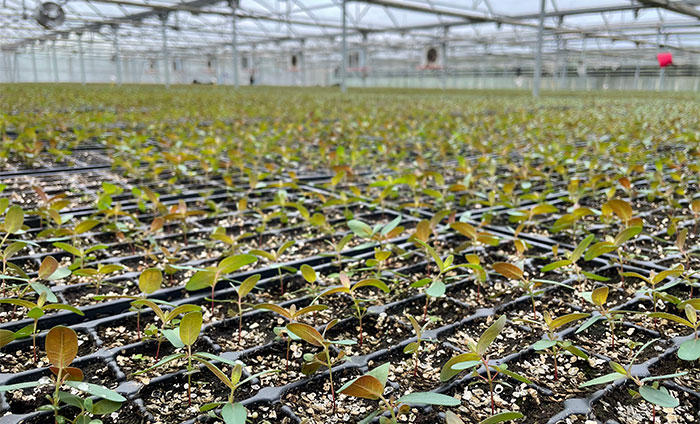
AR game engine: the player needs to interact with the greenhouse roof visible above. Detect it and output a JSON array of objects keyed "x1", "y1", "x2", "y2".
[{"x1": 2, "y1": 0, "x2": 700, "y2": 60}]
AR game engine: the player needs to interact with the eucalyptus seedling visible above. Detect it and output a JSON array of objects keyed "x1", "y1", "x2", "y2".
[
  {"x1": 449, "y1": 221, "x2": 499, "y2": 251},
  {"x1": 579, "y1": 339, "x2": 688, "y2": 424},
  {"x1": 492, "y1": 262, "x2": 571, "y2": 318},
  {"x1": 540, "y1": 234, "x2": 595, "y2": 283},
  {"x1": 129, "y1": 300, "x2": 202, "y2": 360},
  {"x1": 136, "y1": 311, "x2": 237, "y2": 406},
  {"x1": 319, "y1": 272, "x2": 390, "y2": 347},
  {"x1": 254, "y1": 302, "x2": 328, "y2": 371},
  {"x1": 528, "y1": 312, "x2": 590, "y2": 381},
  {"x1": 0, "y1": 256, "x2": 82, "y2": 363},
  {"x1": 576, "y1": 286, "x2": 626, "y2": 349},
  {"x1": 185, "y1": 253, "x2": 258, "y2": 315},
  {"x1": 210, "y1": 226, "x2": 252, "y2": 255},
  {"x1": 347, "y1": 215, "x2": 404, "y2": 249},
  {"x1": 163, "y1": 199, "x2": 206, "y2": 245},
  {"x1": 53, "y1": 240, "x2": 108, "y2": 271},
  {"x1": 338, "y1": 362, "x2": 459, "y2": 424},
  {"x1": 622, "y1": 266, "x2": 684, "y2": 315},
  {"x1": 403, "y1": 314, "x2": 438, "y2": 377},
  {"x1": 251, "y1": 241, "x2": 296, "y2": 295},
  {"x1": 324, "y1": 233, "x2": 354, "y2": 270},
  {"x1": 413, "y1": 240, "x2": 465, "y2": 320},
  {"x1": 445, "y1": 410, "x2": 525, "y2": 424},
  {"x1": 1, "y1": 204, "x2": 25, "y2": 295},
  {"x1": 585, "y1": 225, "x2": 643, "y2": 281},
  {"x1": 648, "y1": 300, "x2": 700, "y2": 361},
  {"x1": 200, "y1": 361, "x2": 278, "y2": 424},
  {"x1": 73, "y1": 263, "x2": 125, "y2": 295},
  {"x1": 286, "y1": 321, "x2": 356, "y2": 412},
  {"x1": 0, "y1": 326, "x2": 126, "y2": 424},
  {"x1": 463, "y1": 254, "x2": 487, "y2": 304},
  {"x1": 206, "y1": 274, "x2": 261, "y2": 343},
  {"x1": 440, "y1": 315, "x2": 531, "y2": 414}
]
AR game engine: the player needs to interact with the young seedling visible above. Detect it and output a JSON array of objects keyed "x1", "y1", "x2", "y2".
[
  {"x1": 209, "y1": 226, "x2": 252, "y2": 256},
  {"x1": 445, "y1": 410, "x2": 525, "y2": 424},
  {"x1": 324, "y1": 233, "x2": 354, "y2": 270},
  {"x1": 403, "y1": 314, "x2": 438, "y2": 377},
  {"x1": 1, "y1": 205, "x2": 25, "y2": 295},
  {"x1": 53, "y1": 240, "x2": 108, "y2": 271},
  {"x1": 492, "y1": 262, "x2": 571, "y2": 318},
  {"x1": 449, "y1": 221, "x2": 499, "y2": 251},
  {"x1": 540, "y1": 234, "x2": 595, "y2": 283},
  {"x1": 199, "y1": 362, "x2": 277, "y2": 424},
  {"x1": 585, "y1": 225, "x2": 643, "y2": 282},
  {"x1": 0, "y1": 257, "x2": 82, "y2": 363},
  {"x1": 254, "y1": 302, "x2": 328, "y2": 371},
  {"x1": 251, "y1": 241, "x2": 296, "y2": 295},
  {"x1": 206, "y1": 274, "x2": 261, "y2": 343},
  {"x1": 286, "y1": 321, "x2": 356, "y2": 412},
  {"x1": 648, "y1": 300, "x2": 700, "y2": 361},
  {"x1": 413, "y1": 240, "x2": 465, "y2": 321},
  {"x1": 163, "y1": 199, "x2": 206, "y2": 245},
  {"x1": 622, "y1": 266, "x2": 684, "y2": 315},
  {"x1": 338, "y1": 362, "x2": 459, "y2": 424},
  {"x1": 0, "y1": 326, "x2": 126, "y2": 424},
  {"x1": 185, "y1": 253, "x2": 258, "y2": 315},
  {"x1": 440, "y1": 315, "x2": 532, "y2": 414},
  {"x1": 579, "y1": 339, "x2": 688, "y2": 424},
  {"x1": 347, "y1": 215, "x2": 404, "y2": 249},
  {"x1": 136, "y1": 311, "x2": 237, "y2": 407},
  {"x1": 319, "y1": 272, "x2": 390, "y2": 347},
  {"x1": 127, "y1": 300, "x2": 202, "y2": 360},
  {"x1": 576, "y1": 286, "x2": 626, "y2": 349},
  {"x1": 463, "y1": 254, "x2": 487, "y2": 303},
  {"x1": 528, "y1": 312, "x2": 590, "y2": 381},
  {"x1": 73, "y1": 263, "x2": 125, "y2": 295}
]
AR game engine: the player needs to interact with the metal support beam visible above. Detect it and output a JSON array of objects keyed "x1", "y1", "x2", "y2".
[
  {"x1": 341, "y1": 0, "x2": 347, "y2": 93},
  {"x1": 160, "y1": 13, "x2": 170, "y2": 88},
  {"x1": 533, "y1": 0, "x2": 545, "y2": 97},
  {"x1": 78, "y1": 33, "x2": 86, "y2": 86},
  {"x1": 633, "y1": 43, "x2": 641, "y2": 90},
  {"x1": 112, "y1": 26, "x2": 122, "y2": 86},
  {"x1": 362, "y1": 32, "x2": 368, "y2": 87},
  {"x1": 31, "y1": 46, "x2": 38, "y2": 83},
  {"x1": 51, "y1": 41, "x2": 59, "y2": 83},
  {"x1": 299, "y1": 41, "x2": 305, "y2": 86},
  {"x1": 231, "y1": 0, "x2": 239, "y2": 89},
  {"x1": 441, "y1": 26, "x2": 448, "y2": 90}
]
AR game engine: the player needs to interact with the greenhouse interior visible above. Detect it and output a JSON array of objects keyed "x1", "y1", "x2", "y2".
[{"x1": 1, "y1": 1, "x2": 700, "y2": 424}]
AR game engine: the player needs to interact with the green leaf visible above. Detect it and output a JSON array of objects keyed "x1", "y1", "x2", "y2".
[
  {"x1": 493, "y1": 365, "x2": 532, "y2": 385},
  {"x1": 90, "y1": 399, "x2": 123, "y2": 415},
  {"x1": 581, "y1": 271, "x2": 610, "y2": 282},
  {"x1": 43, "y1": 303, "x2": 85, "y2": 316},
  {"x1": 38, "y1": 256, "x2": 59, "y2": 280},
  {"x1": 576, "y1": 315, "x2": 604, "y2": 334},
  {"x1": 396, "y1": 392, "x2": 460, "y2": 406},
  {"x1": 53, "y1": 242, "x2": 81, "y2": 257},
  {"x1": 571, "y1": 234, "x2": 595, "y2": 262},
  {"x1": 678, "y1": 339, "x2": 700, "y2": 361},
  {"x1": 541, "y1": 260, "x2": 572, "y2": 273},
  {"x1": 75, "y1": 219, "x2": 100, "y2": 235},
  {"x1": 533, "y1": 339, "x2": 557, "y2": 350},
  {"x1": 0, "y1": 329, "x2": 14, "y2": 348},
  {"x1": 300, "y1": 265, "x2": 316, "y2": 283},
  {"x1": 221, "y1": 402, "x2": 247, "y2": 424},
  {"x1": 440, "y1": 352, "x2": 480, "y2": 382},
  {"x1": 381, "y1": 216, "x2": 402, "y2": 236},
  {"x1": 614, "y1": 226, "x2": 642, "y2": 247},
  {"x1": 179, "y1": 311, "x2": 202, "y2": 346},
  {"x1": 367, "y1": 362, "x2": 390, "y2": 388},
  {"x1": 584, "y1": 241, "x2": 616, "y2": 261},
  {"x1": 64, "y1": 381, "x2": 126, "y2": 402},
  {"x1": 353, "y1": 278, "x2": 390, "y2": 293},
  {"x1": 477, "y1": 315, "x2": 506, "y2": 356},
  {"x1": 639, "y1": 385, "x2": 679, "y2": 408},
  {"x1": 426, "y1": 280, "x2": 446, "y2": 298},
  {"x1": 4, "y1": 205, "x2": 24, "y2": 234},
  {"x1": 0, "y1": 380, "x2": 44, "y2": 392},
  {"x1": 139, "y1": 268, "x2": 162, "y2": 294},
  {"x1": 30, "y1": 282, "x2": 58, "y2": 303},
  {"x1": 647, "y1": 312, "x2": 693, "y2": 328},
  {"x1": 48, "y1": 267, "x2": 71, "y2": 281},
  {"x1": 238, "y1": 274, "x2": 261, "y2": 298},
  {"x1": 348, "y1": 220, "x2": 373, "y2": 238},
  {"x1": 478, "y1": 411, "x2": 525, "y2": 424},
  {"x1": 549, "y1": 313, "x2": 590, "y2": 330},
  {"x1": 161, "y1": 328, "x2": 184, "y2": 348},
  {"x1": 134, "y1": 353, "x2": 186, "y2": 375},
  {"x1": 286, "y1": 323, "x2": 326, "y2": 347},
  {"x1": 185, "y1": 269, "x2": 217, "y2": 291},
  {"x1": 218, "y1": 254, "x2": 258, "y2": 275},
  {"x1": 579, "y1": 372, "x2": 625, "y2": 388}
]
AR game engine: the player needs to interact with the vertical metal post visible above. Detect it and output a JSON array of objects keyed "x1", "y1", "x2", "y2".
[
  {"x1": 361, "y1": 32, "x2": 368, "y2": 87},
  {"x1": 78, "y1": 33, "x2": 86, "y2": 85},
  {"x1": 112, "y1": 26, "x2": 122, "y2": 86},
  {"x1": 31, "y1": 45, "x2": 38, "y2": 82},
  {"x1": 13, "y1": 50, "x2": 19, "y2": 83},
  {"x1": 160, "y1": 14, "x2": 170, "y2": 88},
  {"x1": 230, "y1": 0, "x2": 239, "y2": 89},
  {"x1": 560, "y1": 38, "x2": 567, "y2": 90},
  {"x1": 657, "y1": 30, "x2": 664, "y2": 91},
  {"x1": 299, "y1": 40, "x2": 305, "y2": 86},
  {"x1": 341, "y1": 0, "x2": 347, "y2": 93},
  {"x1": 633, "y1": 43, "x2": 640, "y2": 90},
  {"x1": 52, "y1": 40, "x2": 59, "y2": 82},
  {"x1": 441, "y1": 26, "x2": 448, "y2": 90},
  {"x1": 533, "y1": 0, "x2": 545, "y2": 97}
]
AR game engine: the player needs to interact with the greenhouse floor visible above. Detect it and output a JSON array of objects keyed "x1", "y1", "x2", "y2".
[{"x1": 0, "y1": 86, "x2": 699, "y2": 424}]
